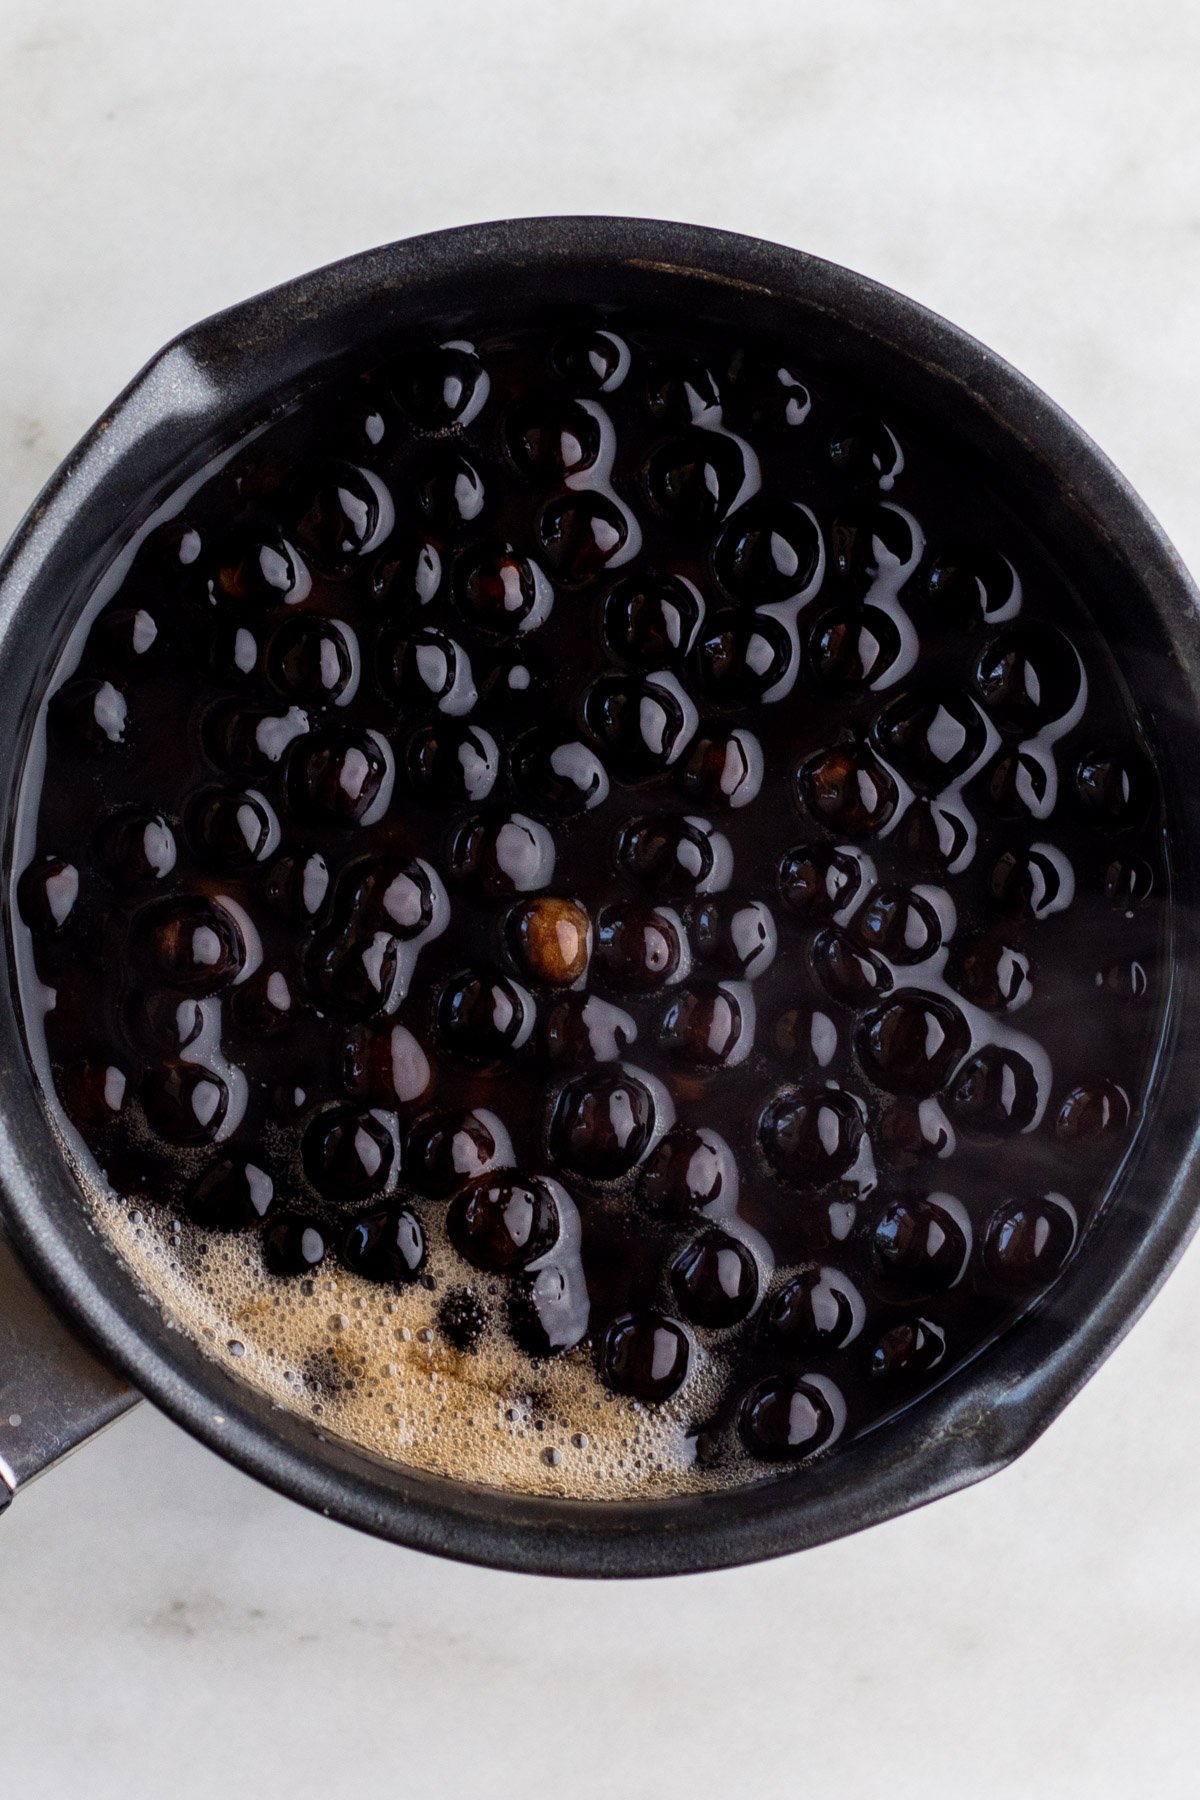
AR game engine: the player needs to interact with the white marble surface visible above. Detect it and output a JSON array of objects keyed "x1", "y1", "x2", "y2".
[{"x1": 2, "y1": 1, "x2": 1200, "y2": 1793}]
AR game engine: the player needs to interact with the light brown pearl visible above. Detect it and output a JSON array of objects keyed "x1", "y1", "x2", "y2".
[{"x1": 509, "y1": 897, "x2": 591, "y2": 986}]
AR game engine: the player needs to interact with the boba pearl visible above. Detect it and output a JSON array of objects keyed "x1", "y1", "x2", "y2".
[
  {"x1": 447, "y1": 812, "x2": 556, "y2": 896},
  {"x1": 759, "y1": 1085, "x2": 865, "y2": 1188},
  {"x1": 1054, "y1": 1081, "x2": 1130, "y2": 1146},
  {"x1": 302, "y1": 1107, "x2": 396, "y2": 1202},
  {"x1": 853, "y1": 887, "x2": 941, "y2": 965},
  {"x1": 602, "y1": 573, "x2": 702, "y2": 664},
  {"x1": 924, "y1": 543, "x2": 1018, "y2": 627},
  {"x1": 599, "y1": 1312, "x2": 691, "y2": 1402},
  {"x1": 436, "y1": 970, "x2": 535, "y2": 1063},
  {"x1": 508, "y1": 897, "x2": 591, "y2": 986},
  {"x1": 582, "y1": 675, "x2": 694, "y2": 780},
  {"x1": 868, "y1": 1319, "x2": 946, "y2": 1379},
  {"x1": 454, "y1": 545, "x2": 551, "y2": 635},
  {"x1": 507, "y1": 395, "x2": 602, "y2": 479},
  {"x1": 638, "y1": 1126, "x2": 737, "y2": 1217},
  {"x1": 186, "y1": 787, "x2": 278, "y2": 867},
  {"x1": 975, "y1": 626, "x2": 1081, "y2": 731},
  {"x1": 537, "y1": 492, "x2": 630, "y2": 586},
  {"x1": 679, "y1": 726, "x2": 763, "y2": 808},
  {"x1": 341, "y1": 1206, "x2": 427, "y2": 1284},
  {"x1": 549, "y1": 1070, "x2": 656, "y2": 1181},
  {"x1": 406, "y1": 1109, "x2": 507, "y2": 1198},
  {"x1": 712, "y1": 498, "x2": 822, "y2": 602},
  {"x1": 646, "y1": 429, "x2": 748, "y2": 526},
  {"x1": 807, "y1": 606, "x2": 902, "y2": 691},
  {"x1": 262, "y1": 1216, "x2": 327, "y2": 1276},
  {"x1": 796, "y1": 744, "x2": 897, "y2": 836},
  {"x1": 873, "y1": 1196, "x2": 969, "y2": 1289},
  {"x1": 288, "y1": 461, "x2": 389, "y2": 574},
  {"x1": 17, "y1": 854, "x2": 80, "y2": 931},
  {"x1": 594, "y1": 904, "x2": 684, "y2": 990},
  {"x1": 692, "y1": 896, "x2": 776, "y2": 978},
  {"x1": 671, "y1": 1232, "x2": 759, "y2": 1327},
  {"x1": 872, "y1": 688, "x2": 989, "y2": 786},
  {"x1": 48, "y1": 676, "x2": 127, "y2": 752},
  {"x1": 778, "y1": 843, "x2": 864, "y2": 920},
  {"x1": 392, "y1": 341, "x2": 486, "y2": 431},
  {"x1": 289, "y1": 726, "x2": 391, "y2": 824},
  {"x1": 983, "y1": 1197, "x2": 1076, "y2": 1285},
  {"x1": 511, "y1": 730, "x2": 609, "y2": 816},
  {"x1": 1075, "y1": 747, "x2": 1151, "y2": 829},
  {"x1": 856, "y1": 992, "x2": 970, "y2": 1096},
  {"x1": 661, "y1": 984, "x2": 748, "y2": 1068},
  {"x1": 210, "y1": 528, "x2": 306, "y2": 609},
  {"x1": 810, "y1": 928, "x2": 892, "y2": 1004},
  {"x1": 129, "y1": 896, "x2": 246, "y2": 992},
  {"x1": 614, "y1": 815, "x2": 723, "y2": 895},
  {"x1": 268, "y1": 615, "x2": 356, "y2": 703},
  {"x1": 767, "y1": 1266, "x2": 862, "y2": 1350},
  {"x1": 949, "y1": 1046, "x2": 1040, "y2": 1137},
  {"x1": 406, "y1": 721, "x2": 499, "y2": 804},
  {"x1": 186, "y1": 1159, "x2": 275, "y2": 1231},
  {"x1": 695, "y1": 611, "x2": 794, "y2": 706},
  {"x1": 377, "y1": 625, "x2": 467, "y2": 709},
  {"x1": 141, "y1": 1061, "x2": 231, "y2": 1145},
  {"x1": 414, "y1": 449, "x2": 485, "y2": 528},
  {"x1": 828, "y1": 416, "x2": 903, "y2": 485},
  {"x1": 447, "y1": 1173, "x2": 560, "y2": 1272},
  {"x1": 738, "y1": 1374, "x2": 840, "y2": 1461}
]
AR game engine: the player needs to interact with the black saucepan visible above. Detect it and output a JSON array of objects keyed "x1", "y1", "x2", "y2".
[{"x1": 1, "y1": 217, "x2": 1197, "y2": 1577}]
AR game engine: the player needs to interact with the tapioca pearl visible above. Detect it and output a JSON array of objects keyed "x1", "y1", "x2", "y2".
[
  {"x1": 1104, "y1": 856, "x2": 1155, "y2": 910},
  {"x1": 454, "y1": 545, "x2": 552, "y2": 635},
  {"x1": 57, "y1": 1055, "x2": 128, "y2": 1134},
  {"x1": 671, "y1": 1232, "x2": 758, "y2": 1327},
  {"x1": 712, "y1": 498, "x2": 822, "y2": 602},
  {"x1": 228, "y1": 967, "x2": 300, "y2": 1037},
  {"x1": 415, "y1": 450, "x2": 485, "y2": 528},
  {"x1": 949, "y1": 1046, "x2": 1040, "y2": 1137},
  {"x1": 341, "y1": 1206, "x2": 426, "y2": 1284},
  {"x1": 828, "y1": 416, "x2": 903, "y2": 486},
  {"x1": 436, "y1": 969, "x2": 535, "y2": 1062},
  {"x1": 694, "y1": 610, "x2": 794, "y2": 705},
  {"x1": 288, "y1": 726, "x2": 391, "y2": 825},
  {"x1": 506, "y1": 395, "x2": 603, "y2": 478},
  {"x1": 796, "y1": 744, "x2": 897, "y2": 837},
  {"x1": 302, "y1": 1107, "x2": 396, "y2": 1202},
  {"x1": 141, "y1": 1061, "x2": 230, "y2": 1146},
  {"x1": 210, "y1": 528, "x2": 306, "y2": 609},
  {"x1": 974, "y1": 626, "x2": 1081, "y2": 731},
  {"x1": 446, "y1": 1173, "x2": 561, "y2": 1272},
  {"x1": 334, "y1": 857, "x2": 440, "y2": 940},
  {"x1": 980, "y1": 747, "x2": 1051, "y2": 821},
  {"x1": 511, "y1": 730, "x2": 608, "y2": 816},
  {"x1": 549, "y1": 1070, "x2": 656, "y2": 1181},
  {"x1": 853, "y1": 887, "x2": 941, "y2": 965},
  {"x1": 203, "y1": 700, "x2": 310, "y2": 774},
  {"x1": 828, "y1": 506, "x2": 918, "y2": 584},
  {"x1": 306, "y1": 926, "x2": 402, "y2": 1020},
  {"x1": 507, "y1": 897, "x2": 590, "y2": 986},
  {"x1": 550, "y1": 326, "x2": 629, "y2": 392},
  {"x1": 391, "y1": 341, "x2": 487, "y2": 430},
  {"x1": 262, "y1": 1215, "x2": 327, "y2": 1276},
  {"x1": 646, "y1": 428, "x2": 748, "y2": 526},
  {"x1": 614, "y1": 815, "x2": 723, "y2": 896},
  {"x1": 48, "y1": 676, "x2": 127, "y2": 752},
  {"x1": 638, "y1": 1126, "x2": 737, "y2": 1217},
  {"x1": 186, "y1": 787, "x2": 278, "y2": 868},
  {"x1": 97, "y1": 810, "x2": 177, "y2": 886},
  {"x1": 128, "y1": 991, "x2": 209, "y2": 1056},
  {"x1": 207, "y1": 618, "x2": 263, "y2": 684},
  {"x1": 896, "y1": 798, "x2": 972, "y2": 872},
  {"x1": 602, "y1": 573, "x2": 703, "y2": 665},
  {"x1": 185, "y1": 1158, "x2": 275, "y2": 1230},
  {"x1": 777, "y1": 843, "x2": 864, "y2": 921},
  {"x1": 877, "y1": 1097, "x2": 953, "y2": 1165},
  {"x1": 509, "y1": 1262, "x2": 588, "y2": 1357},
  {"x1": 340, "y1": 1022, "x2": 432, "y2": 1107},
  {"x1": 924, "y1": 543, "x2": 1019, "y2": 627},
  {"x1": 643, "y1": 354, "x2": 721, "y2": 425},
  {"x1": 806, "y1": 605, "x2": 902, "y2": 693},
  {"x1": 758, "y1": 1085, "x2": 865, "y2": 1188},
  {"x1": 661, "y1": 984, "x2": 748, "y2": 1068},
  {"x1": 1075, "y1": 747, "x2": 1152, "y2": 829},
  {"x1": 267, "y1": 616, "x2": 356, "y2": 704},
  {"x1": 406, "y1": 1108, "x2": 508, "y2": 1198},
  {"x1": 734, "y1": 356, "x2": 812, "y2": 430},
  {"x1": 984, "y1": 1196, "x2": 1076, "y2": 1285},
  {"x1": 406, "y1": 721, "x2": 499, "y2": 804},
  {"x1": 738, "y1": 1374, "x2": 841, "y2": 1461},
  {"x1": 771, "y1": 1004, "x2": 840, "y2": 1070},
  {"x1": 872, "y1": 688, "x2": 989, "y2": 786},
  {"x1": 582, "y1": 674, "x2": 693, "y2": 781},
  {"x1": 856, "y1": 992, "x2": 970, "y2": 1096},
  {"x1": 89, "y1": 605, "x2": 159, "y2": 665},
  {"x1": 542, "y1": 992, "x2": 636, "y2": 1065},
  {"x1": 595, "y1": 903, "x2": 684, "y2": 991},
  {"x1": 129, "y1": 896, "x2": 246, "y2": 993},
  {"x1": 872, "y1": 1196, "x2": 970, "y2": 1289},
  {"x1": 692, "y1": 897, "x2": 776, "y2": 978},
  {"x1": 810, "y1": 927, "x2": 892, "y2": 1004},
  {"x1": 537, "y1": 492, "x2": 630, "y2": 586},
  {"x1": 868, "y1": 1318, "x2": 946, "y2": 1379},
  {"x1": 263, "y1": 850, "x2": 329, "y2": 922},
  {"x1": 369, "y1": 536, "x2": 442, "y2": 610},
  {"x1": 767, "y1": 1266, "x2": 862, "y2": 1349},
  {"x1": 447, "y1": 813, "x2": 556, "y2": 897},
  {"x1": 377, "y1": 625, "x2": 467, "y2": 709},
  {"x1": 17, "y1": 854, "x2": 80, "y2": 932},
  {"x1": 947, "y1": 932, "x2": 1030, "y2": 1011},
  {"x1": 1054, "y1": 1081, "x2": 1130, "y2": 1147},
  {"x1": 288, "y1": 462, "x2": 390, "y2": 574},
  {"x1": 1099, "y1": 956, "x2": 1153, "y2": 1002},
  {"x1": 679, "y1": 726, "x2": 763, "y2": 808},
  {"x1": 990, "y1": 845, "x2": 1074, "y2": 919},
  {"x1": 598, "y1": 1312, "x2": 691, "y2": 1402}
]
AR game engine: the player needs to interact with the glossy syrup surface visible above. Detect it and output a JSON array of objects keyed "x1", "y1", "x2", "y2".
[{"x1": 12, "y1": 315, "x2": 1169, "y2": 1496}]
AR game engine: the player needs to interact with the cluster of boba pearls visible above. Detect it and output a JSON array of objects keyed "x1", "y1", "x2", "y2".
[{"x1": 16, "y1": 311, "x2": 1166, "y2": 1484}]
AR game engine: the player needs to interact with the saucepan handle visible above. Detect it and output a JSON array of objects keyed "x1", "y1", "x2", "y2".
[{"x1": 0, "y1": 1229, "x2": 137, "y2": 1511}]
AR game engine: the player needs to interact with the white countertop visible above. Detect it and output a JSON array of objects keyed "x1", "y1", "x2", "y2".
[{"x1": 2, "y1": 1, "x2": 1199, "y2": 1793}]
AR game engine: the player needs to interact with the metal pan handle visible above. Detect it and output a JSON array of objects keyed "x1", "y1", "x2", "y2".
[{"x1": 0, "y1": 1229, "x2": 137, "y2": 1511}]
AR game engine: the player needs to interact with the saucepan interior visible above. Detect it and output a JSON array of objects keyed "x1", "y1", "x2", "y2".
[{"x1": 1, "y1": 217, "x2": 1198, "y2": 1577}]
